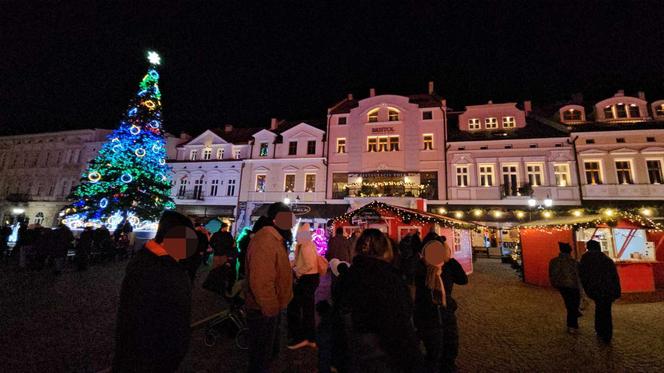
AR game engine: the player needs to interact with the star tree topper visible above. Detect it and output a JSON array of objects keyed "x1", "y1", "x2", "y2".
[{"x1": 147, "y1": 51, "x2": 161, "y2": 65}]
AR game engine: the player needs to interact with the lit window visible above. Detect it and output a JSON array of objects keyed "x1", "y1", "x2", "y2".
[
  {"x1": 456, "y1": 166, "x2": 469, "y2": 187},
  {"x1": 368, "y1": 109, "x2": 379, "y2": 123},
  {"x1": 389, "y1": 136, "x2": 400, "y2": 151},
  {"x1": 367, "y1": 137, "x2": 378, "y2": 152},
  {"x1": 284, "y1": 174, "x2": 295, "y2": 192},
  {"x1": 193, "y1": 178, "x2": 204, "y2": 199},
  {"x1": 615, "y1": 161, "x2": 633, "y2": 184},
  {"x1": 259, "y1": 143, "x2": 269, "y2": 157},
  {"x1": 190, "y1": 150, "x2": 198, "y2": 160},
  {"x1": 646, "y1": 160, "x2": 663, "y2": 184},
  {"x1": 305, "y1": 174, "x2": 316, "y2": 192},
  {"x1": 288, "y1": 141, "x2": 297, "y2": 155},
  {"x1": 656, "y1": 104, "x2": 664, "y2": 117},
  {"x1": 388, "y1": 109, "x2": 400, "y2": 121},
  {"x1": 202, "y1": 148, "x2": 212, "y2": 160},
  {"x1": 502, "y1": 116, "x2": 516, "y2": 128},
  {"x1": 226, "y1": 179, "x2": 236, "y2": 196},
  {"x1": 603, "y1": 106, "x2": 614, "y2": 119},
  {"x1": 616, "y1": 104, "x2": 627, "y2": 118},
  {"x1": 210, "y1": 179, "x2": 219, "y2": 196},
  {"x1": 422, "y1": 111, "x2": 433, "y2": 120},
  {"x1": 255, "y1": 175, "x2": 267, "y2": 192},
  {"x1": 177, "y1": 178, "x2": 187, "y2": 197},
  {"x1": 378, "y1": 137, "x2": 388, "y2": 152},
  {"x1": 216, "y1": 148, "x2": 224, "y2": 160},
  {"x1": 526, "y1": 164, "x2": 544, "y2": 186},
  {"x1": 479, "y1": 165, "x2": 494, "y2": 187},
  {"x1": 468, "y1": 118, "x2": 481, "y2": 130},
  {"x1": 584, "y1": 161, "x2": 602, "y2": 185},
  {"x1": 307, "y1": 140, "x2": 316, "y2": 155},
  {"x1": 628, "y1": 104, "x2": 640, "y2": 118},
  {"x1": 338, "y1": 116, "x2": 347, "y2": 125},
  {"x1": 337, "y1": 138, "x2": 346, "y2": 153},
  {"x1": 485, "y1": 117, "x2": 498, "y2": 129},
  {"x1": 563, "y1": 109, "x2": 582, "y2": 121},
  {"x1": 554, "y1": 164, "x2": 571, "y2": 187},
  {"x1": 233, "y1": 148, "x2": 241, "y2": 159},
  {"x1": 502, "y1": 165, "x2": 518, "y2": 195},
  {"x1": 423, "y1": 134, "x2": 434, "y2": 150}
]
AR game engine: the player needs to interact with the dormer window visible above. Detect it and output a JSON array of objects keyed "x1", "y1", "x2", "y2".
[
  {"x1": 656, "y1": 104, "x2": 664, "y2": 117},
  {"x1": 338, "y1": 116, "x2": 347, "y2": 125},
  {"x1": 603, "y1": 106, "x2": 614, "y2": 119},
  {"x1": 190, "y1": 150, "x2": 198, "y2": 160},
  {"x1": 628, "y1": 104, "x2": 640, "y2": 117},
  {"x1": 216, "y1": 148, "x2": 224, "y2": 160},
  {"x1": 259, "y1": 143, "x2": 269, "y2": 157},
  {"x1": 368, "y1": 109, "x2": 379, "y2": 123},
  {"x1": 388, "y1": 109, "x2": 400, "y2": 121},
  {"x1": 563, "y1": 109, "x2": 582, "y2": 121},
  {"x1": 202, "y1": 148, "x2": 212, "y2": 160},
  {"x1": 616, "y1": 103, "x2": 628, "y2": 118},
  {"x1": 502, "y1": 116, "x2": 516, "y2": 128},
  {"x1": 468, "y1": 118, "x2": 481, "y2": 130},
  {"x1": 485, "y1": 117, "x2": 498, "y2": 129},
  {"x1": 602, "y1": 102, "x2": 643, "y2": 121}
]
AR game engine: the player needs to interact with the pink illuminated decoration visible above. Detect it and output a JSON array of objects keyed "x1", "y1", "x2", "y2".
[{"x1": 312, "y1": 227, "x2": 328, "y2": 255}]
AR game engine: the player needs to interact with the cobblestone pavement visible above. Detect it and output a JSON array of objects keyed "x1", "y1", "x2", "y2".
[{"x1": 1, "y1": 258, "x2": 663, "y2": 372}]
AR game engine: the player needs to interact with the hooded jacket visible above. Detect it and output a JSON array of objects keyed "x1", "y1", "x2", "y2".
[{"x1": 294, "y1": 223, "x2": 319, "y2": 277}]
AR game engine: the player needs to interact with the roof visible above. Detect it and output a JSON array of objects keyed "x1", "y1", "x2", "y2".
[
  {"x1": 565, "y1": 120, "x2": 664, "y2": 133},
  {"x1": 328, "y1": 93, "x2": 443, "y2": 114},
  {"x1": 446, "y1": 113, "x2": 569, "y2": 142},
  {"x1": 210, "y1": 127, "x2": 263, "y2": 144},
  {"x1": 274, "y1": 119, "x2": 326, "y2": 134},
  {"x1": 518, "y1": 215, "x2": 601, "y2": 227}
]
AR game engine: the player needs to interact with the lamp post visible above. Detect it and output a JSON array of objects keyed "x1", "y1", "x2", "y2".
[{"x1": 527, "y1": 195, "x2": 553, "y2": 221}]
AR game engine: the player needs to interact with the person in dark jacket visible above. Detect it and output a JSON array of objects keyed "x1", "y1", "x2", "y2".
[
  {"x1": 336, "y1": 229, "x2": 426, "y2": 373},
  {"x1": 326, "y1": 227, "x2": 351, "y2": 263},
  {"x1": 76, "y1": 226, "x2": 94, "y2": 270},
  {"x1": 414, "y1": 236, "x2": 468, "y2": 373},
  {"x1": 549, "y1": 242, "x2": 582, "y2": 333},
  {"x1": 52, "y1": 224, "x2": 74, "y2": 275},
  {"x1": 113, "y1": 211, "x2": 198, "y2": 373},
  {"x1": 209, "y1": 223, "x2": 236, "y2": 292},
  {"x1": 579, "y1": 239, "x2": 621, "y2": 344}
]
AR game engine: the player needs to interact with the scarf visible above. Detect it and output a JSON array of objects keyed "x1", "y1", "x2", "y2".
[{"x1": 425, "y1": 263, "x2": 447, "y2": 307}]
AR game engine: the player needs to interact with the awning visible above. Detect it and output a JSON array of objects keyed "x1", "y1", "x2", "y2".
[
  {"x1": 251, "y1": 203, "x2": 349, "y2": 220},
  {"x1": 176, "y1": 205, "x2": 236, "y2": 218}
]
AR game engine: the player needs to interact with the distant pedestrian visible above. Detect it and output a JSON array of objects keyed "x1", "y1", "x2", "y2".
[
  {"x1": 210, "y1": 222, "x2": 236, "y2": 293},
  {"x1": 244, "y1": 202, "x2": 295, "y2": 373},
  {"x1": 113, "y1": 210, "x2": 198, "y2": 373},
  {"x1": 549, "y1": 242, "x2": 582, "y2": 333},
  {"x1": 347, "y1": 230, "x2": 361, "y2": 257},
  {"x1": 76, "y1": 226, "x2": 94, "y2": 270},
  {"x1": 52, "y1": 224, "x2": 74, "y2": 275},
  {"x1": 287, "y1": 223, "x2": 321, "y2": 350},
  {"x1": 335, "y1": 228, "x2": 426, "y2": 372},
  {"x1": 326, "y1": 227, "x2": 351, "y2": 263},
  {"x1": 579, "y1": 240, "x2": 621, "y2": 344}
]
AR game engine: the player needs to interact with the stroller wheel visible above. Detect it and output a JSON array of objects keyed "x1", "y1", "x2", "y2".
[
  {"x1": 235, "y1": 327, "x2": 249, "y2": 350},
  {"x1": 204, "y1": 329, "x2": 219, "y2": 347}
]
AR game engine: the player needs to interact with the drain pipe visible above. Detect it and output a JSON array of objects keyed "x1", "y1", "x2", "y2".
[{"x1": 567, "y1": 135, "x2": 584, "y2": 204}]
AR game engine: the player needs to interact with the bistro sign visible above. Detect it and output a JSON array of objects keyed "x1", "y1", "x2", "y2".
[
  {"x1": 291, "y1": 205, "x2": 312, "y2": 216},
  {"x1": 370, "y1": 126, "x2": 395, "y2": 133}
]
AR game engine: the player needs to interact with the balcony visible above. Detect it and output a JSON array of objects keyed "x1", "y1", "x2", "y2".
[
  {"x1": 500, "y1": 183, "x2": 534, "y2": 199},
  {"x1": 449, "y1": 185, "x2": 580, "y2": 204},
  {"x1": 175, "y1": 191, "x2": 205, "y2": 201}
]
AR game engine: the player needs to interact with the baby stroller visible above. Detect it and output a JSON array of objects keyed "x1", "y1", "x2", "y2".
[{"x1": 203, "y1": 279, "x2": 248, "y2": 349}]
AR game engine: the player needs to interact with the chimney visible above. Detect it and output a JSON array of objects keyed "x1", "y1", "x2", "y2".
[
  {"x1": 369, "y1": 88, "x2": 376, "y2": 97},
  {"x1": 638, "y1": 91, "x2": 646, "y2": 100},
  {"x1": 615, "y1": 89, "x2": 625, "y2": 97},
  {"x1": 347, "y1": 93, "x2": 354, "y2": 100},
  {"x1": 524, "y1": 100, "x2": 532, "y2": 114},
  {"x1": 270, "y1": 117, "x2": 279, "y2": 130},
  {"x1": 224, "y1": 124, "x2": 233, "y2": 133},
  {"x1": 428, "y1": 81, "x2": 434, "y2": 95}
]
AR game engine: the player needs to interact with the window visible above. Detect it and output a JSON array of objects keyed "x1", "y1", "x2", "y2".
[
  {"x1": 193, "y1": 178, "x2": 204, "y2": 199},
  {"x1": 502, "y1": 116, "x2": 516, "y2": 128},
  {"x1": 284, "y1": 174, "x2": 295, "y2": 192},
  {"x1": 422, "y1": 111, "x2": 433, "y2": 120},
  {"x1": 305, "y1": 174, "x2": 316, "y2": 192},
  {"x1": 210, "y1": 179, "x2": 219, "y2": 196},
  {"x1": 388, "y1": 109, "x2": 399, "y2": 121},
  {"x1": 378, "y1": 137, "x2": 388, "y2": 152},
  {"x1": 586, "y1": 139, "x2": 595, "y2": 144},
  {"x1": 615, "y1": 104, "x2": 627, "y2": 118},
  {"x1": 368, "y1": 109, "x2": 379, "y2": 123},
  {"x1": 584, "y1": 161, "x2": 602, "y2": 185},
  {"x1": 603, "y1": 106, "x2": 614, "y2": 119},
  {"x1": 468, "y1": 118, "x2": 481, "y2": 130},
  {"x1": 656, "y1": 104, "x2": 664, "y2": 117},
  {"x1": 337, "y1": 138, "x2": 346, "y2": 153},
  {"x1": 616, "y1": 138, "x2": 625, "y2": 143},
  {"x1": 526, "y1": 164, "x2": 544, "y2": 186},
  {"x1": 479, "y1": 165, "x2": 495, "y2": 187},
  {"x1": 504, "y1": 145, "x2": 512, "y2": 149},
  {"x1": 458, "y1": 147, "x2": 465, "y2": 151},
  {"x1": 502, "y1": 165, "x2": 518, "y2": 195},
  {"x1": 233, "y1": 148, "x2": 241, "y2": 159},
  {"x1": 529, "y1": 144, "x2": 538, "y2": 148},
  {"x1": 177, "y1": 178, "x2": 187, "y2": 197},
  {"x1": 485, "y1": 117, "x2": 498, "y2": 129},
  {"x1": 190, "y1": 150, "x2": 198, "y2": 160},
  {"x1": 307, "y1": 140, "x2": 316, "y2": 155},
  {"x1": 456, "y1": 166, "x2": 469, "y2": 187},
  {"x1": 338, "y1": 116, "x2": 347, "y2": 125},
  {"x1": 423, "y1": 134, "x2": 434, "y2": 150},
  {"x1": 202, "y1": 148, "x2": 211, "y2": 160},
  {"x1": 554, "y1": 164, "x2": 571, "y2": 187},
  {"x1": 259, "y1": 143, "x2": 269, "y2": 157},
  {"x1": 647, "y1": 137, "x2": 656, "y2": 143},
  {"x1": 367, "y1": 137, "x2": 378, "y2": 152},
  {"x1": 216, "y1": 148, "x2": 224, "y2": 160},
  {"x1": 628, "y1": 104, "x2": 640, "y2": 118},
  {"x1": 615, "y1": 161, "x2": 633, "y2": 184},
  {"x1": 255, "y1": 175, "x2": 267, "y2": 192},
  {"x1": 480, "y1": 146, "x2": 488, "y2": 150},
  {"x1": 646, "y1": 160, "x2": 663, "y2": 184},
  {"x1": 288, "y1": 141, "x2": 297, "y2": 155},
  {"x1": 563, "y1": 109, "x2": 582, "y2": 121},
  {"x1": 226, "y1": 179, "x2": 236, "y2": 196},
  {"x1": 389, "y1": 136, "x2": 400, "y2": 151}
]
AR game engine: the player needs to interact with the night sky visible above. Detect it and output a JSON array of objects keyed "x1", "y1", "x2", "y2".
[{"x1": 2, "y1": 1, "x2": 664, "y2": 136}]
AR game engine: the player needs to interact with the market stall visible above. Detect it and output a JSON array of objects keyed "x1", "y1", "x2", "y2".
[
  {"x1": 330, "y1": 201, "x2": 476, "y2": 273},
  {"x1": 518, "y1": 212, "x2": 664, "y2": 293}
]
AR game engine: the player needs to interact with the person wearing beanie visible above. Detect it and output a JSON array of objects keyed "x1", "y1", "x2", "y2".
[
  {"x1": 549, "y1": 242, "x2": 582, "y2": 334},
  {"x1": 579, "y1": 239, "x2": 621, "y2": 344},
  {"x1": 113, "y1": 211, "x2": 198, "y2": 373},
  {"x1": 287, "y1": 223, "x2": 321, "y2": 350},
  {"x1": 245, "y1": 202, "x2": 295, "y2": 372}
]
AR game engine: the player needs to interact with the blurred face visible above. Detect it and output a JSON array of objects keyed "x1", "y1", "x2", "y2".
[
  {"x1": 273, "y1": 211, "x2": 295, "y2": 230},
  {"x1": 423, "y1": 240, "x2": 447, "y2": 267},
  {"x1": 161, "y1": 226, "x2": 199, "y2": 260}
]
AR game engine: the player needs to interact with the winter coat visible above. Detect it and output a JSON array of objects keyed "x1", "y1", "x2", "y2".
[
  {"x1": 548, "y1": 253, "x2": 581, "y2": 289},
  {"x1": 579, "y1": 250, "x2": 621, "y2": 301},
  {"x1": 295, "y1": 225, "x2": 319, "y2": 277},
  {"x1": 414, "y1": 258, "x2": 468, "y2": 330},
  {"x1": 53, "y1": 226, "x2": 74, "y2": 258},
  {"x1": 113, "y1": 245, "x2": 192, "y2": 373},
  {"x1": 210, "y1": 231, "x2": 235, "y2": 257},
  {"x1": 336, "y1": 255, "x2": 426, "y2": 372},
  {"x1": 326, "y1": 235, "x2": 352, "y2": 263},
  {"x1": 244, "y1": 226, "x2": 293, "y2": 316}
]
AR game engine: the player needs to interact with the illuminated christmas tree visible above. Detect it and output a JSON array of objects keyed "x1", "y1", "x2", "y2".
[{"x1": 62, "y1": 51, "x2": 174, "y2": 229}]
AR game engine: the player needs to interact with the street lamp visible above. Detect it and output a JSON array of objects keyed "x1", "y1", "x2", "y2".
[
  {"x1": 527, "y1": 195, "x2": 554, "y2": 221},
  {"x1": 283, "y1": 197, "x2": 291, "y2": 205}
]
